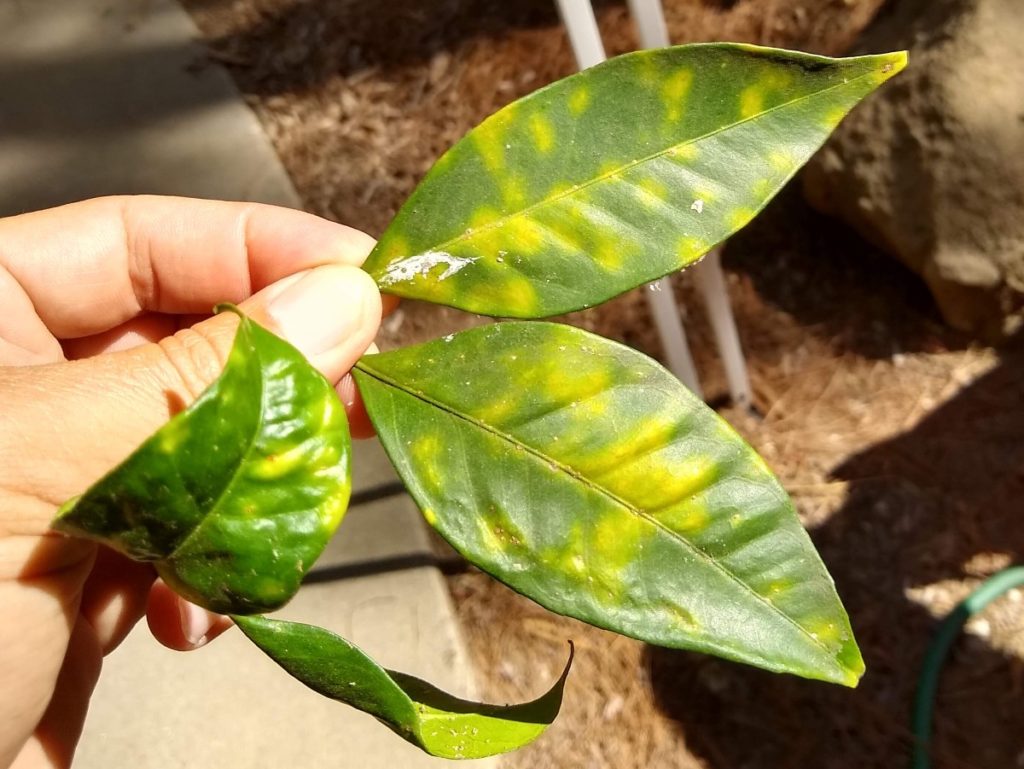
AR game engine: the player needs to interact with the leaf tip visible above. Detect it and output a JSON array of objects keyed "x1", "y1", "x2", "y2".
[
  {"x1": 876, "y1": 50, "x2": 909, "y2": 81},
  {"x1": 825, "y1": 637, "x2": 866, "y2": 688}
]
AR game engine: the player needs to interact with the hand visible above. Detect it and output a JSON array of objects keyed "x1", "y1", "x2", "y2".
[{"x1": 0, "y1": 196, "x2": 383, "y2": 768}]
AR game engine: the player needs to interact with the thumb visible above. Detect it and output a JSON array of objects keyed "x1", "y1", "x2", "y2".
[{"x1": 0, "y1": 264, "x2": 381, "y2": 534}]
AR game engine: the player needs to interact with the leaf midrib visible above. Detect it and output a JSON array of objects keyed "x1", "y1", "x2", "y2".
[
  {"x1": 400, "y1": 64, "x2": 881, "y2": 262},
  {"x1": 165, "y1": 327, "x2": 268, "y2": 563},
  {"x1": 355, "y1": 360, "x2": 838, "y2": 664}
]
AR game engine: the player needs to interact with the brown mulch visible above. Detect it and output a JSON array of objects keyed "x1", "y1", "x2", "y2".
[{"x1": 183, "y1": 1, "x2": 1024, "y2": 767}]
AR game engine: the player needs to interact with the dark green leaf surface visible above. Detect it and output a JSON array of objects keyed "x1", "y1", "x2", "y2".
[
  {"x1": 55, "y1": 309, "x2": 351, "y2": 614},
  {"x1": 235, "y1": 615, "x2": 571, "y2": 759},
  {"x1": 354, "y1": 323, "x2": 863, "y2": 685},
  {"x1": 363, "y1": 44, "x2": 905, "y2": 317}
]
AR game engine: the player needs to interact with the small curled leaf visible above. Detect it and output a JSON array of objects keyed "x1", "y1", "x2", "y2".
[
  {"x1": 54, "y1": 308, "x2": 351, "y2": 614},
  {"x1": 235, "y1": 615, "x2": 572, "y2": 759}
]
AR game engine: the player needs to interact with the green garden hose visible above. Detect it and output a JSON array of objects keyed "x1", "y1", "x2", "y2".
[{"x1": 912, "y1": 566, "x2": 1024, "y2": 769}]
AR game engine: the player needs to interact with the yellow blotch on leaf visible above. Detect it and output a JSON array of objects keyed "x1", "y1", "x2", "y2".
[
  {"x1": 484, "y1": 271, "x2": 539, "y2": 316},
  {"x1": 661, "y1": 69, "x2": 693, "y2": 122},
  {"x1": 768, "y1": 150, "x2": 797, "y2": 173},
  {"x1": 651, "y1": 454, "x2": 717, "y2": 508},
  {"x1": 529, "y1": 113, "x2": 555, "y2": 154},
  {"x1": 544, "y1": 365, "x2": 611, "y2": 404},
  {"x1": 739, "y1": 86, "x2": 764, "y2": 119},
  {"x1": 158, "y1": 421, "x2": 189, "y2": 454},
  {"x1": 822, "y1": 106, "x2": 848, "y2": 128},
  {"x1": 502, "y1": 174, "x2": 527, "y2": 207},
  {"x1": 676, "y1": 236, "x2": 708, "y2": 263},
  {"x1": 320, "y1": 493, "x2": 349, "y2": 528},
  {"x1": 422, "y1": 507, "x2": 438, "y2": 526},
  {"x1": 752, "y1": 177, "x2": 774, "y2": 198},
  {"x1": 469, "y1": 207, "x2": 501, "y2": 229},
  {"x1": 727, "y1": 207, "x2": 757, "y2": 231},
  {"x1": 505, "y1": 217, "x2": 546, "y2": 253},
  {"x1": 804, "y1": 618, "x2": 847, "y2": 646},
  {"x1": 668, "y1": 143, "x2": 699, "y2": 162},
  {"x1": 568, "y1": 87, "x2": 591, "y2": 116},
  {"x1": 766, "y1": 579, "x2": 792, "y2": 598},
  {"x1": 590, "y1": 511, "x2": 646, "y2": 575},
  {"x1": 248, "y1": 443, "x2": 309, "y2": 481},
  {"x1": 633, "y1": 176, "x2": 669, "y2": 208},
  {"x1": 410, "y1": 436, "x2": 445, "y2": 492},
  {"x1": 656, "y1": 499, "x2": 711, "y2": 537},
  {"x1": 377, "y1": 234, "x2": 410, "y2": 263},
  {"x1": 473, "y1": 129, "x2": 507, "y2": 173}
]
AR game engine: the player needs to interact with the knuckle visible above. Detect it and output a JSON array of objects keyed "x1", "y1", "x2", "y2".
[{"x1": 155, "y1": 325, "x2": 229, "y2": 401}]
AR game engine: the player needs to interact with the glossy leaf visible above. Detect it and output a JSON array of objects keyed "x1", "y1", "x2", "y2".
[
  {"x1": 55, "y1": 308, "x2": 351, "y2": 614},
  {"x1": 235, "y1": 615, "x2": 572, "y2": 758},
  {"x1": 354, "y1": 323, "x2": 863, "y2": 686},
  {"x1": 363, "y1": 44, "x2": 906, "y2": 317}
]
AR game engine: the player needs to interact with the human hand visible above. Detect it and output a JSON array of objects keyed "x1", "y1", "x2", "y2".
[{"x1": 0, "y1": 196, "x2": 383, "y2": 768}]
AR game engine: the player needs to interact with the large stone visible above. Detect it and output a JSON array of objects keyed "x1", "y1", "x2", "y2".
[{"x1": 803, "y1": 0, "x2": 1024, "y2": 338}]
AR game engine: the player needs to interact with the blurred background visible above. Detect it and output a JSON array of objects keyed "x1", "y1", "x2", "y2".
[{"x1": 3, "y1": 0, "x2": 1023, "y2": 767}]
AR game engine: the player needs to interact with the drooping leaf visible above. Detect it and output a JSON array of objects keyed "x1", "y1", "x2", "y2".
[
  {"x1": 363, "y1": 44, "x2": 906, "y2": 317},
  {"x1": 54, "y1": 308, "x2": 351, "y2": 614},
  {"x1": 354, "y1": 322, "x2": 863, "y2": 686},
  {"x1": 234, "y1": 615, "x2": 572, "y2": 759}
]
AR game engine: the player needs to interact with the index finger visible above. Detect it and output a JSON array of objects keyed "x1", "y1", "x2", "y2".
[{"x1": 0, "y1": 195, "x2": 376, "y2": 339}]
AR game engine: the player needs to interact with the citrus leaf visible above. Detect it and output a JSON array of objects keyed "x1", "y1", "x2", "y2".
[
  {"x1": 363, "y1": 43, "x2": 906, "y2": 317},
  {"x1": 234, "y1": 615, "x2": 572, "y2": 759},
  {"x1": 354, "y1": 322, "x2": 863, "y2": 686},
  {"x1": 54, "y1": 308, "x2": 351, "y2": 614}
]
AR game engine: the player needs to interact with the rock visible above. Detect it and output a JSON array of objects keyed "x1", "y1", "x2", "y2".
[{"x1": 803, "y1": 0, "x2": 1024, "y2": 338}]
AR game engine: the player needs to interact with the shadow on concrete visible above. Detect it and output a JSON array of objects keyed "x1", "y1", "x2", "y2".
[{"x1": 646, "y1": 332, "x2": 1024, "y2": 768}]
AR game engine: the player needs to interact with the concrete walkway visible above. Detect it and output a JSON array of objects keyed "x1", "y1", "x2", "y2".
[{"x1": 0, "y1": 1, "x2": 490, "y2": 766}]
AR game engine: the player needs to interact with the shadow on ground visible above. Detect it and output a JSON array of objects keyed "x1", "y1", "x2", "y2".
[{"x1": 646, "y1": 331, "x2": 1024, "y2": 769}]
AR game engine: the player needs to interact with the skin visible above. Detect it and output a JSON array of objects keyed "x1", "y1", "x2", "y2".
[{"x1": 0, "y1": 196, "x2": 388, "y2": 769}]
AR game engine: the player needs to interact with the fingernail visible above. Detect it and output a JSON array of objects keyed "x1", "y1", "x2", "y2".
[
  {"x1": 266, "y1": 266, "x2": 366, "y2": 360},
  {"x1": 179, "y1": 600, "x2": 213, "y2": 647}
]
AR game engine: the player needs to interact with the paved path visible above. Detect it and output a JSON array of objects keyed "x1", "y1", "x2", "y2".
[
  {"x1": 0, "y1": 0, "x2": 297, "y2": 214},
  {"x1": 0, "y1": 1, "x2": 490, "y2": 766}
]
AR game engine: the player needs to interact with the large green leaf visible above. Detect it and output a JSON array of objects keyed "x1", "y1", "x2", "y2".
[
  {"x1": 363, "y1": 44, "x2": 905, "y2": 317},
  {"x1": 354, "y1": 322, "x2": 863, "y2": 686},
  {"x1": 54, "y1": 308, "x2": 351, "y2": 614},
  {"x1": 235, "y1": 615, "x2": 572, "y2": 759}
]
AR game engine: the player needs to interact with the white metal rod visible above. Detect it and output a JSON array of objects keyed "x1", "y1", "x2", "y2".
[
  {"x1": 692, "y1": 248, "x2": 752, "y2": 407},
  {"x1": 626, "y1": 0, "x2": 671, "y2": 48},
  {"x1": 553, "y1": 0, "x2": 607, "y2": 69},
  {"x1": 629, "y1": 0, "x2": 752, "y2": 406},
  {"x1": 555, "y1": 0, "x2": 703, "y2": 394},
  {"x1": 646, "y1": 279, "x2": 703, "y2": 396}
]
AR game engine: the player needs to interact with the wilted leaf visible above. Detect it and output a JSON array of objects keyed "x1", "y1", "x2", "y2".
[
  {"x1": 354, "y1": 322, "x2": 863, "y2": 685},
  {"x1": 363, "y1": 44, "x2": 905, "y2": 317},
  {"x1": 55, "y1": 308, "x2": 351, "y2": 614},
  {"x1": 235, "y1": 615, "x2": 572, "y2": 758}
]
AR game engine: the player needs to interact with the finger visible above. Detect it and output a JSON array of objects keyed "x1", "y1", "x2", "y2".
[
  {"x1": 381, "y1": 293, "x2": 401, "y2": 317},
  {"x1": 0, "y1": 195, "x2": 376, "y2": 342},
  {"x1": 146, "y1": 581, "x2": 233, "y2": 652},
  {"x1": 9, "y1": 617, "x2": 102, "y2": 769},
  {"x1": 338, "y1": 373, "x2": 374, "y2": 440},
  {"x1": 0, "y1": 264, "x2": 381, "y2": 533},
  {"x1": 62, "y1": 313, "x2": 178, "y2": 359},
  {"x1": 0, "y1": 535, "x2": 94, "y2": 768},
  {"x1": 78, "y1": 546, "x2": 155, "y2": 655}
]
